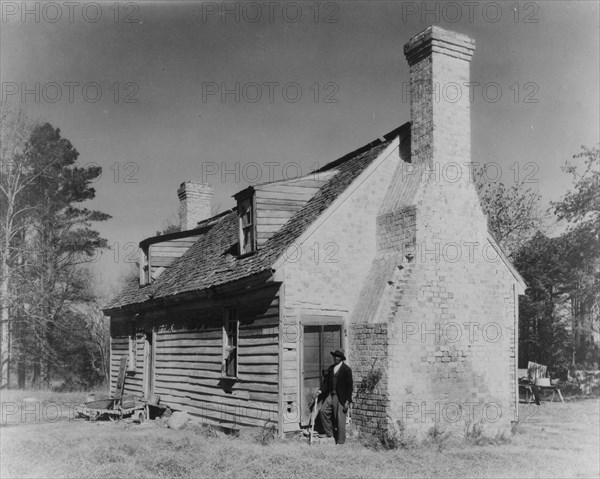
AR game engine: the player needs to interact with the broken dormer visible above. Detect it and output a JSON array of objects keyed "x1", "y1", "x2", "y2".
[
  {"x1": 138, "y1": 181, "x2": 215, "y2": 285},
  {"x1": 139, "y1": 232, "x2": 204, "y2": 285},
  {"x1": 234, "y1": 171, "x2": 337, "y2": 255}
]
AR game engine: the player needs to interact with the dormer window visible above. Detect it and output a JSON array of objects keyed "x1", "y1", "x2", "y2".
[
  {"x1": 237, "y1": 191, "x2": 256, "y2": 255},
  {"x1": 139, "y1": 246, "x2": 150, "y2": 286}
]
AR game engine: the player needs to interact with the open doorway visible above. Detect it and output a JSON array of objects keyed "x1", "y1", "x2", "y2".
[{"x1": 300, "y1": 322, "x2": 344, "y2": 426}]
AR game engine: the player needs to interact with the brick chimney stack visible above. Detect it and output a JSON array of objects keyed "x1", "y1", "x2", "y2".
[
  {"x1": 177, "y1": 181, "x2": 213, "y2": 230},
  {"x1": 404, "y1": 26, "x2": 475, "y2": 174}
]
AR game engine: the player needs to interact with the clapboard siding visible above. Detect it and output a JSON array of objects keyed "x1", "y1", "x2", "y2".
[
  {"x1": 110, "y1": 283, "x2": 281, "y2": 431},
  {"x1": 110, "y1": 335, "x2": 145, "y2": 399},
  {"x1": 157, "y1": 394, "x2": 279, "y2": 429},
  {"x1": 257, "y1": 209, "x2": 303, "y2": 219},
  {"x1": 253, "y1": 172, "x2": 335, "y2": 247},
  {"x1": 282, "y1": 332, "x2": 299, "y2": 431},
  {"x1": 156, "y1": 371, "x2": 278, "y2": 393},
  {"x1": 148, "y1": 235, "x2": 201, "y2": 272},
  {"x1": 154, "y1": 367, "x2": 279, "y2": 385},
  {"x1": 255, "y1": 189, "x2": 316, "y2": 201},
  {"x1": 153, "y1": 382, "x2": 278, "y2": 403},
  {"x1": 151, "y1": 258, "x2": 178, "y2": 268},
  {"x1": 255, "y1": 199, "x2": 306, "y2": 210}
]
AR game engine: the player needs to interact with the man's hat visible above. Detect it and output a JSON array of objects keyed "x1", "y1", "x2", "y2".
[{"x1": 330, "y1": 349, "x2": 346, "y2": 360}]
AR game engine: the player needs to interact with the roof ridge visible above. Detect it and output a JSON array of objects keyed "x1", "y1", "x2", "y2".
[{"x1": 313, "y1": 122, "x2": 409, "y2": 174}]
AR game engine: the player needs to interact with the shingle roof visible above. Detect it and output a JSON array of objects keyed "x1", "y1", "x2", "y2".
[{"x1": 105, "y1": 124, "x2": 408, "y2": 312}]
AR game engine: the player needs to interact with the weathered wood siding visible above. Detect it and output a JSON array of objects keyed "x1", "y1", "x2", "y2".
[
  {"x1": 109, "y1": 283, "x2": 281, "y2": 430},
  {"x1": 110, "y1": 335, "x2": 145, "y2": 398},
  {"x1": 149, "y1": 235, "x2": 201, "y2": 275},
  {"x1": 254, "y1": 173, "x2": 335, "y2": 247},
  {"x1": 281, "y1": 336, "x2": 299, "y2": 432}
]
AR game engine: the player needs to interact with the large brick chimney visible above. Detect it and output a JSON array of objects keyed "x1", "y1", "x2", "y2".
[
  {"x1": 350, "y1": 27, "x2": 520, "y2": 439},
  {"x1": 404, "y1": 26, "x2": 475, "y2": 173},
  {"x1": 177, "y1": 181, "x2": 213, "y2": 230}
]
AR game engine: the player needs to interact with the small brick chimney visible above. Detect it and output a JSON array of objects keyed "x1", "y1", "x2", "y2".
[
  {"x1": 404, "y1": 26, "x2": 475, "y2": 173},
  {"x1": 177, "y1": 181, "x2": 213, "y2": 230}
]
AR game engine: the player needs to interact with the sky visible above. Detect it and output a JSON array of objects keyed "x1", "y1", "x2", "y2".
[{"x1": 1, "y1": 0, "x2": 599, "y2": 297}]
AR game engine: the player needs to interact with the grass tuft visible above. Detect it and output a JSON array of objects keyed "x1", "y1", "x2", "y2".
[
  {"x1": 257, "y1": 421, "x2": 277, "y2": 446},
  {"x1": 464, "y1": 420, "x2": 513, "y2": 446},
  {"x1": 424, "y1": 423, "x2": 452, "y2": 451}
]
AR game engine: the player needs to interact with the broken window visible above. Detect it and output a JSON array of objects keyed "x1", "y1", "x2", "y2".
[
  {"x1": 223, "y1": 308, "x2": 238, "y2": 377},
  {"x1": 238, "y1": 196, "x2": 255, "y2": 255}
]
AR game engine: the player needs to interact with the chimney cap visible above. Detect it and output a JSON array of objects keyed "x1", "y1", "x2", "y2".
[
  {"x1": 178, "y1": 180, "x2": 212, "y2": 190},
  {"x1": 404, "y1": 25, "x2": 475, "y2": 65},
  {"x1": 177, "y1": 181, "x2": 213, "y2": 199},
  {"x1": 177, "y1": 181, "x2": 213, "y2": 229}
]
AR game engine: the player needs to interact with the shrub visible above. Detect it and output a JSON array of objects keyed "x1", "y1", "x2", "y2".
[
  {"x1": 464, "y1": 420, "x2": 485, "y2": 444},
  {"x1": 464, "y1": 420, "x2": 511, "y2": 445},
  {"x1": 360, "y1": 368, "x2": 383, "y2": 392},
  {"x1": 425, "y1": 424, "x2": 451, "y2": 451},
  {"x1": 257, "y1": 422, "x2": 277, "y2": 446},
  {"x1": 361, "y1": 420, "x2": 416, "y2": 450}
]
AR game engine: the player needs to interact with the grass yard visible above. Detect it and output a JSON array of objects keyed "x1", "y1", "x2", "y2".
[{"x1": 0, "y1": 391, "x2": 598, "y2": 479}]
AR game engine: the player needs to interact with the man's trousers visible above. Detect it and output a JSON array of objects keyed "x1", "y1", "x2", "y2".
[{"x1": 319, "y1": 394, "x2": 347, "y2": 444}]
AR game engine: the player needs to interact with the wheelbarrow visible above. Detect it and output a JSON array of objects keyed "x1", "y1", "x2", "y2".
[
  {"x1": 75, "y1": 396, "x2": 147, "y2": 422},
  {"x1": 75, "y1": 356, "x2": 147, "y2": 422}
]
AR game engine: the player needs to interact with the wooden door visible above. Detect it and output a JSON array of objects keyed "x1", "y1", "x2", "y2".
[{"x1": 300, "y1": 323, "x2": 344, "y2": 425}]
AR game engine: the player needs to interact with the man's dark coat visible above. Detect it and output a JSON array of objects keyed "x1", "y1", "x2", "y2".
[{"x1": 320, "y1": 362, "x2": 353, "y2": 405}]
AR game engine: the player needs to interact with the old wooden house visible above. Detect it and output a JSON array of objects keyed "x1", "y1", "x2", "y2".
[{"x1": 104, "y1": 26, "x2": 526, "y2": 436}]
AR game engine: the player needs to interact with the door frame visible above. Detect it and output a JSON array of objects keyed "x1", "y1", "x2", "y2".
[
  {"x1": 142, "y1": 329, "x2": 156, "y2": 401},
  {"x1": 299, "y1": 315, "x2": 346, "y2": 426}
]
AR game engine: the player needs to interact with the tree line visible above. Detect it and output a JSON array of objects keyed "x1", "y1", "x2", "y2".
[
  {"x1": 0, "y1": 105, "x2": 598, "y2": 390},
  {"x1": 1, "y1": 107, "x2": 110, "y2": 389},
  {"x1": 478, "y1": 145, "x2": 599, "y2": 372}
]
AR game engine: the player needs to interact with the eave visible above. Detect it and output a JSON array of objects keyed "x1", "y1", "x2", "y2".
[{"x1": 103, "y1": 269, "x2": 278, "y2": 317}]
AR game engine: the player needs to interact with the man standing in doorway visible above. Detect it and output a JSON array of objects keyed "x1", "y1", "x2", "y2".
[{"x1": 314, "y1": 349, "x2": 353, "y2": 445}]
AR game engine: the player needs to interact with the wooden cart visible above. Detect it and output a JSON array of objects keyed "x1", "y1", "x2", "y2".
[
  {"x1": 76, "y1": 356, "x2": 148, "y2": 422},
  {"x1": 76, "y1": 398, "x2": 147, "y2": 422}
]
